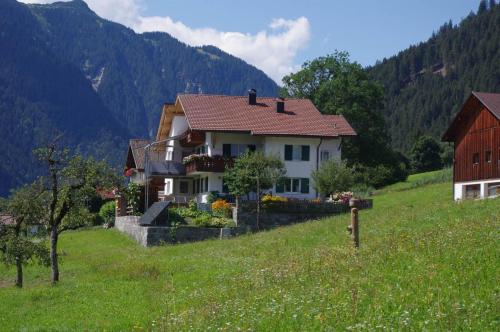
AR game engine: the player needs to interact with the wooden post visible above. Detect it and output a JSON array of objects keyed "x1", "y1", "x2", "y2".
[{"x1": 348, "y1": 199, "x2": 360, "y2": 248}]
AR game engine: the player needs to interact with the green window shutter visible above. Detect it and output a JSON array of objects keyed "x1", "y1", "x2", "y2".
[
  {"x1": 284, "y1": 145, "x2": 293, "y2": 161},
  {"x1": 223, "y1": 144, "x2": 231, "y2": 157},
  {"x1": 276, "y1": 178, "x2": 285, "y2": 193},
  {"x1": 300, "y1": 178, "x2": 310, "y2": 193},
  {"x1": 301, "y1": 145, "x2": 310, "y2": 161}
]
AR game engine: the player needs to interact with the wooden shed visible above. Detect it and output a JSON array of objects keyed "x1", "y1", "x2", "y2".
[{"x1": 442, "y1": 92, "x2": 500, "y2": 200}]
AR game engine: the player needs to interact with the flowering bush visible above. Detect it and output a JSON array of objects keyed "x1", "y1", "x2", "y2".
[
  {"x1": 211, "y1": 199, "x2": 231, "y2": 217},
  {"x1": 261, "y1": 194, "x2": 288, "y2": 203},
  {"x1": 331, "y1": 191, "x2": 353, "y2": 204}
]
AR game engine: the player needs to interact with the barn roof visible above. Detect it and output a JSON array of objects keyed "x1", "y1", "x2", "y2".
[
  {"x1": 442, "y1": 91, "x2": 500, "y2": 141},
  {"x1": 472, "y1": 92, "x2": 500, "y2": 119},
  {"x1": 178, "y1": 94, "x2": 356, "y2": 138}
]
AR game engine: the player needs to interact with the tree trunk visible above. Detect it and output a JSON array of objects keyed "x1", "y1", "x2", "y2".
[
  {"x1": 50, "y1": 225, "x2": 59, "y2": 284},
  {"x1": 256, "y1": 178, "x2": 260, "y2": 230},
  {"x1": 14, "y1": 221, "x2": 23, "y2": 288},
  {"x1": 15, "y1": 257, "x2": 23, "y2": 288}
]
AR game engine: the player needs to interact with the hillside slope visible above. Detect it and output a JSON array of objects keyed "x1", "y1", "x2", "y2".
[
  {"x1": 0, "y1": 0, "x2": 278, "y2": 195},
  {"x1": 369, "y1": 2, "x2": 500, "y2": 152},
  {"x1": 0, "y1": 176, "x2": 498, "y2": 330}
]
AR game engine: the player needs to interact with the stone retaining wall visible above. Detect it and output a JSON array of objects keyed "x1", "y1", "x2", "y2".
[{"x1": 115, "y1": 216, "x2": 245, "y2": 247}]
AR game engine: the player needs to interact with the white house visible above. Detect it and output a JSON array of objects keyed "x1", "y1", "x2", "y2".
[{"x1": 140, "y1": 90, "x2": 356, "y2": 203}]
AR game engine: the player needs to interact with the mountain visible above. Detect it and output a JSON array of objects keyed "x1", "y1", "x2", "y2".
[
  {"x1": 0, "y1": 0, "x2": 278, "y2": 196},
  {"x1": 369, "y1": 1, "x2": 499, "y2": 153}
]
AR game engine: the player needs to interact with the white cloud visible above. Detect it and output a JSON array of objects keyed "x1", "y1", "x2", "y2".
[{"x1": 18, "y1": 0, "x2": 310, "y2": 82}]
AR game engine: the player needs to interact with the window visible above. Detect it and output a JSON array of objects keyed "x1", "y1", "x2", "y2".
[
  {"x1": 321, "y1": 150, "x2": 330, "y2": 162},
  {"x1": 464, "y1": 184, "x2": 480, "y2": 199},
  {"x1": 179, "y1": 181, "x2": 188, "y2": 194},
  {"x1": 276, "y1": 177, "x2": 310, "y2": 194},
  {"x1": 223, "y1": 144, "x2": 258, "y2": 157},
  {"x1": 284, "y1": 145, "x2": 310, "y2": 161},
  {"x1": 166, "y1": 151, "x2": 173, "y2": 161},
  {"x1": 473, "y1": 153, "x2": 480, "y2": 165},
  {"x1": 486, "y1": 151, "x2": 492, "y2": 163},
  {"x1": 195, "y1": 145, "x2": 206, "y2": 155},
  {"x1": 204, "y1": 177, "x2": 209, "y2": 192},
  {"x1": 488, "y1": 182, "x2": 500, "y2": 197}
]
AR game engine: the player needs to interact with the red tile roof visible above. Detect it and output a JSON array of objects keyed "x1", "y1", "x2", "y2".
[
  {"x1": 472, "y1": 91, "x2": 500, "y2": 119},
  {"x1": 178, "y1": 94, "x2": 356, "y2": 137},
  {"x1": 322, "y1": 115, "x2": 357, "y2": 136}
]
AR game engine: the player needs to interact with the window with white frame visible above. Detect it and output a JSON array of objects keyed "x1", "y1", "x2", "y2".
[
  {"x1": 284, "y1": 145, "x2": 310, "y2": 161},
  {"x1": 276, "y1": 177, "x2": 310, "y2": 194},
  {"x1": 222, "y1": 144, "x2": 257, "y2": 157},
  {"x1": 320, "y1": 150, "x2": 330, "y2": 162}
]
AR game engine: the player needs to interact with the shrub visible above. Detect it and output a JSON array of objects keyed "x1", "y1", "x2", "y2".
[
  {"x1": 188, "y1": 199, "x2": 197, "y2": 212},
  {"x1": 192, "y1": 213, "x2": 213, "y2": 227},
  {"x1": 350, "y1": 184, "x2": 375, "y2": 199},
  {"x1": 99, "y1": 201, "x2": 116, "y2": 227}
]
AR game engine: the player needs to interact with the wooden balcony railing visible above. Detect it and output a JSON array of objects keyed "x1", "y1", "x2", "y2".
[{"x1": 184, "y1": 156, "x2": 234, "y2": 174}]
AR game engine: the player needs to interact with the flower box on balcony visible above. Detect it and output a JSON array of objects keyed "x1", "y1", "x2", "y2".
[{"x1": 183, "y1": 154, "x2": 234, "y2": 174}]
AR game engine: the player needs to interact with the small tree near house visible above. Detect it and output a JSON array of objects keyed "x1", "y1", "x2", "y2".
[
  {"x1": 35, "y1": 144, "x2": 119, "y2": 284},
  {"x1": 224, "y1": 152, "x2": 286, "y2": 229},
  {"x1": 311, "y1": 160, "x2": 355, "y2": 198},
  {"x1": 0, "y1": 184, "x2": 50, "y2": 288}
]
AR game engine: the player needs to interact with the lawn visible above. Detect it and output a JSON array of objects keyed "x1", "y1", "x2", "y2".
[{"x1": 0, "y1": 176, "x2": 498, "y2": 331}]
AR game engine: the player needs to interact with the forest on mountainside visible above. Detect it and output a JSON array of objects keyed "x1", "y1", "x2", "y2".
[
  {"x1": 369, "y1": 0, "x2": 499, "y2": 153},
  {"x1": 0, "y1": 0, "x2": 277, "y2": 196}
]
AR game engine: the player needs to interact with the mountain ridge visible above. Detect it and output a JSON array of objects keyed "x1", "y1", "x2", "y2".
[{"x1": 0, "y1": 0, "x2": 278, "y2": 196}]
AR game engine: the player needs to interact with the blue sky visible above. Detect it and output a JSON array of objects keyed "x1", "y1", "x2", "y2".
[
  {"x1": 140, "y1": 0, "x2": 479, "y2": 67},
  {"x1": 23, "y1": 0, "x2": 481, "y2": 82}
]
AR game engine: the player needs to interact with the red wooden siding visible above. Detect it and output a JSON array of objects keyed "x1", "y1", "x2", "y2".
[{"x1": 453, "y1": 103, "x2": 500, "y2": 182}]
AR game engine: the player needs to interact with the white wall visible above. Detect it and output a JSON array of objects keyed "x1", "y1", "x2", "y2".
[
  {"x1": 166, "y1": 116, "x2": 188, "y2": 162},
  {"x1": 454, "y1": 178, "x2": 500, "y2": 200},
  {"x1": 264, "y1": 136, "x2": 342, "y2": 199},
  {"x1": 167, "y1": 129, "x2": 343, "y2": 200},
  {"x1": 208, "y1": 132, "x2": 264, "y2": 156}
]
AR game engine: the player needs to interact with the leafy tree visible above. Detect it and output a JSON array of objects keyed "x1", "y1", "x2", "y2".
[
  {"x1": 440, "y1": 144, "x2": 454, "y2": 166},
  {"x1": 0, "y1": 184, "x2": 49, "y2": 288},
  {"x1": 35, "y1": 143, "x2": 120, "y2": 284},
  {"x1": 281, "y1": 51, "x2": 390, "y2": 167},
  {"x1": 224, "y1": 152, "x2": 285, "y2": 229},
  {"x1": 281, "y1": 52, "x2": 408, "y2": 186},
  {"x1": 311, "y1": 161, "x2": 355, "y2": 197},
  {"x1": 410, "y1": 136, "x2": 443, "y2": 172}
]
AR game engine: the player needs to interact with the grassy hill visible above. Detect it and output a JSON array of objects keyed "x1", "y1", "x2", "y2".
[{"x1": 0, "y1": 173, "x2": 498, "y2": 330}]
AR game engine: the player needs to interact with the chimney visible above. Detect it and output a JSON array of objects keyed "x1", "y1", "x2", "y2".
[
  {"x1": 248, "y1": 89, "x2": 257, "y2": 105},
  {"x1": 276, "y1": 97, "x2": 285, "y2": 113}
]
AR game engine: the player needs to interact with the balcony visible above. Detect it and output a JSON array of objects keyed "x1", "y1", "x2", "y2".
[{"x1": 183, "y1": 155, "x2": 234, "y2": 174}]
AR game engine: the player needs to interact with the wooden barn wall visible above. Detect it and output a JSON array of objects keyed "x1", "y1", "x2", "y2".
[{"x1": 454, "y1": 104, "x2": 500, "y2": 182}]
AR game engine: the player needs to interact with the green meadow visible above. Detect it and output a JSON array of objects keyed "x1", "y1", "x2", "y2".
[{"x1": 0, "y1": 172, "x2": 498, "y2": 331}]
